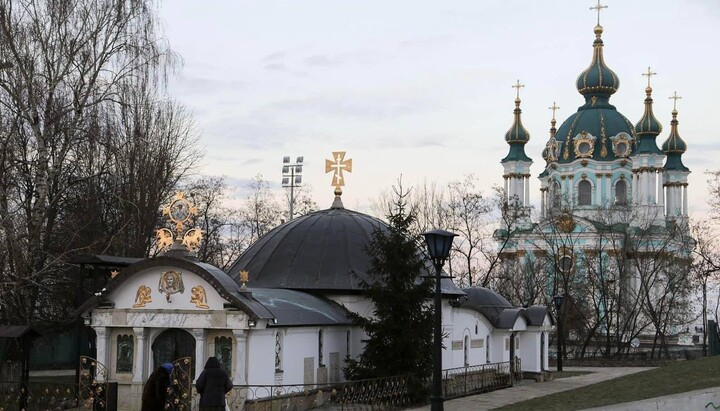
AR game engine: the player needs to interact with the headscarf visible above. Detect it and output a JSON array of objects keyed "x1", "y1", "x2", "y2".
[
  {"x1": 204, "y1": 356, "x2": 221, "y2": 369},
  {"x1": 161, "y1": 362, "x2": 174, "y2": 374}
]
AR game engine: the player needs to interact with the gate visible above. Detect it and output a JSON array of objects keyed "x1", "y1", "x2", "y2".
[
  {"x1": 166, "y1": 356, "x2": 193, "y2": 410},
  {"x1": 78, "y1": 355, "x2": 110, "y2": 409}
]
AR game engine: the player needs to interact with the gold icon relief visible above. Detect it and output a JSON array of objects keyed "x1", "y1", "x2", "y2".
[
  {"x1": 190, "y1": 285, "x2": 210, "y2": 309},
  {"x1": 158, "y1": 271, "x2": 185, "y2": 302},
  {"x1": 155, "y1": 228, "x2": 174, "y2": 252},
  {"x1": 133, "y1": 285, "x2": 153, "y2": 308},
  {"x1": 182, "y1": 228, "x2": 203, "y2": 252}
]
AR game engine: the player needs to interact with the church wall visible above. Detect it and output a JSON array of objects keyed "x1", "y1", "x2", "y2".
[
  {"x1": 446, "y1": 307, "x2": 493, "y2": 368},
  {"x1": 519, "y1": 331, "x2": 541, "y2": 372},
  {"x1": 111, "y1": 266, "x2": 224, "y2": 310},
  {"x1": 246, "y1": 328, "x2": 277, "y2": 386}
]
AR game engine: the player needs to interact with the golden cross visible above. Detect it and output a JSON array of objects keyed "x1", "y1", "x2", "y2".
[
  {"x1": 590, "y1": 0, "x2": 608, "y2": 26},
  {"x1": 325, "y1": 151, "x2": 353, "y2": 187},
  {"x1": 512, "y1": 79, "x2": 525, "y2": 100},
  {"x1": 549, "y1": 102, "x2": 560, "y2": 120},
  {"x1": 669, "y1": 91, "x2": 682, "y2": 111},
  {"x1": 642, "y1": 66, "x2": 657, "y2": 88}
]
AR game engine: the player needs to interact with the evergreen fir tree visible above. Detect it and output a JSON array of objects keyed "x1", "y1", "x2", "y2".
[{"x1": 344, "y1": 187, "x2": 434, "y2": 384}]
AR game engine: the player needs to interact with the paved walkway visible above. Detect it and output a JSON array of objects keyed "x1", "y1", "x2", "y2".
[{"x1": 405, "y1": 367, "x2": 654, "y2": 411}]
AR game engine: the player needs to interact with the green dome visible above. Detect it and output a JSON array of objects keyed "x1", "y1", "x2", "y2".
[
  {"x1": 633, "y1": 87, "x2": 664, "y2": 155},
  {"x1": 502, "y1": 97, "x2": 532, "y2": 163},
  {"x1": 554, "y1": 98, "x2": 635, "y2": 163},
  {"x1": 575, "y1": 26, "x2": 619, "y2": 96},
  {"x1": 505, "y1": 98, "x2": 530, "y2": 144},
  {"x1": 662, "y1": 109, "x2": 689, "y2": 172},
  {"x1": 635, "y1": 87, "x2": 663, "y2": 137}
]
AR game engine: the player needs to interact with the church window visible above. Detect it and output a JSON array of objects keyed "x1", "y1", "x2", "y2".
[
  {"x1": 615, "y1": 179, "x2": 627, "y2": 205},
  {"x1": 486, "y1": 335, "x2": 491, "y2": 363},
  {"x1": 318, "y1": 329, "x2": 324, "y2": 367},
  {"x1": 116, "y1": 334, "x2": 133, "y2": 373},
  {"x1": 559, "y1": 254, "x2": 574, "y2": 273},
  {"x1": 346, "y1": 330, "x2": 351, "y2": 358},
  {"x1": 215, "y1": 336, "x2": 232, "y2": 374},
  {"x1": 551, "y1": 181, "x2": 561, "y2": 209},
  {"x1": 464, "y1": 335, "x2": 470, "y2": 367},
  {"x1": 578, "y1": 180, "x2": 592, "y2": 206},
  {"x1": 274, "y1": 332, "x2": 283, "y2": 372}
]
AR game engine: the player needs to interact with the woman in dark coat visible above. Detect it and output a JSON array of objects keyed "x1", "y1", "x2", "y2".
[
  {"x1": 141, "y1": 362, "x2": 174, "y2": 411},
  {"x1": 196, "y1": 356, "x2": 233, "y2": 411}
]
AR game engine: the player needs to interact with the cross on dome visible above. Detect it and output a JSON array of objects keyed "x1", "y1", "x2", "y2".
[
  {"x1": 669, "y1": 91, "x2": 682, "y2": 111},
  {"x1": 590, "y1": 0, "x2": 608, "y2": 26},
  {"x1": 642, "y1": 66, "x2": 657, "y2": 88},
  {"x1": 549, "y1": 102, "x2": 561, "y2": 120},
  {"x1": 512, "y1": 79, "x2": 525, "y2": 100}
]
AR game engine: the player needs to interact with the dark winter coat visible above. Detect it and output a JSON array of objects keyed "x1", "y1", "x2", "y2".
[
  {"x1": 141, "y1": 364, "x2": 173, "y2": 411},
  {"x1": 196, "y1": 356, "x2": 233, "y2": 409}
]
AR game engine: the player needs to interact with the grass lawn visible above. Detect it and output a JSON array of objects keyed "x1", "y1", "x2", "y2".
[{"x1": 496, "y1": 356, "x2": 720, "y2": 411}]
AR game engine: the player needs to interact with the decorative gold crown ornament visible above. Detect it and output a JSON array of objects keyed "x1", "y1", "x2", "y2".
[{"x1": 155, "y1": 192, "x2": 204, "y2": 253}]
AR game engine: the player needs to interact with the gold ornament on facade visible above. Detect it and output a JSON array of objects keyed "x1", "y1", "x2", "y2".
[
  {"x1": 610, "y1": 132, "x2": 632, "y2": 158},
  {"x1": 155, "y1": 228, "x2": 174, "y2": 252},
  {"x1": 182, "y1": 228, "x2": 203, "y2": 252},
  {"x1": 325, "y1": 151, "x2": 353, "y2": 195},
  {"x1": 158, "y1": 270, "x2": 185, "y2": 302},
  {"x1": 190, "y1": 285, "x2": 209, "y2": 309},
  {"x1": 163, "y1": 192, "x2": 199, "y2": 239},
  {"x1": 573, "y1": 131, "x2": 596, "y2": 158},
  {"x1": 133, "y1": 285, "x2": 153, "y2": 308},
  {"x1": 111, "y1": 270, "x2": 120, "y2": 279},
  {"x1": 556, "y1": 214, "x2": 575, "y2": 233},
  {"x1": 239, "y1": 270, "x2": 249, "y2": 289}
]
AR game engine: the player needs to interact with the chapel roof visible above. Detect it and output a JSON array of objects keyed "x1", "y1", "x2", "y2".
[
  {"x1": 458, "y1": 287, "x2": 552, "y2": 329},
  {"x1": 227, "y1": 195, "x2": 464, "y2": 296}
]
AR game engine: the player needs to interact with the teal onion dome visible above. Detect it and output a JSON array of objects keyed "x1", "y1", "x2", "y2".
[
  {"x1": 633, "y1": 86, "x2": 664, "y2": 155},
  {"x1": 662, "y1": 109, "x2": 689, "y2": 171},
  {"x1": 505, "y1": 98, "x2": 530, "y2": 144},
  {"x1": 576, "y1": 26, "x2": 620, "y2": 96},
  {"x1": 635, "y1": 87, "x2": 662, "y2": 137},
  {"x1": 502, "y1": 97, "x2": 532, "y2": 163}
]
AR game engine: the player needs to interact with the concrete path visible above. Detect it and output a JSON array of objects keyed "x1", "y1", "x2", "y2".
[
  {"x1": 404, "y1": 367, "x2": 654, "y2": 411},
  {"x1": 585, "y1": 386, "x2": 720, "y2": 410}
]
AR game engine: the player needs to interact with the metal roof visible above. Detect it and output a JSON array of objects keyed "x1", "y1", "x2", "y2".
[
  {"x1": 227, "y1": 205, "x2": 464, "y2": 296},
  {"x1": 246, "y1": 288, "x2": 352, "y2": 327}
]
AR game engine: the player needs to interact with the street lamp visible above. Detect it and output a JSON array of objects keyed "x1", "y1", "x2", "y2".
[
  {"x1": 553, "y1": 294, "x2": 565, "y2": 372},
  {"x1": 422, "y1": 229, "x2": 458, "y2": 411},
  {"x1": 282, "y1": 156, "x2": 303, "y2": 221}
]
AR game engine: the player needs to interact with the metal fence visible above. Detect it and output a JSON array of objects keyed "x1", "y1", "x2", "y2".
[
  {"x1": 0, "y1": 380, "x2": 79, "y2": 410},
  {"x1": 441, "y1": 360, "x2": 517, "y2": 400},
  {"x1": 216, "y1": 374, "x2": 413, "y2": 411}
]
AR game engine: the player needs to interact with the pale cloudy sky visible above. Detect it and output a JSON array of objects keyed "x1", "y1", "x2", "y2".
[{"x1": 159, "y1": 0, "x2": 719, "y2": 217}]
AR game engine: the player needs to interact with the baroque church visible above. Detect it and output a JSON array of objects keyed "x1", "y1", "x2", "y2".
[{"x1": 497, "y1": 5, "x2": 692, "y2": 346}]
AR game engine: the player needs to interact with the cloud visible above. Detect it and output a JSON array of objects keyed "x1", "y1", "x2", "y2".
[
  {"x1": 304, "y1": 54, "x2": 335, "y2": 67},
  {"x1": 262, "y1": 51, "x2": 286, "y2": 62},
  {"x1": 268, "y1": 95, "x2": 424, "y2": 120},
  {"x1": 264, "y1": 63, "x2": 288, "y2": 71}
]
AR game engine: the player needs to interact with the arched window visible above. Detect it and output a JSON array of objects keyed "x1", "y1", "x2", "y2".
[
  {"x1": 274, "y1": 332, "x2": 283, "y2": 372},
  {"x1": 615, "y1": 179, "x2": 627, "y2": 205},
  {"x1": 464, "y1": 335, "x2": 470, "y2": 367},
  {"x1": 318, "y1": 329, "x2": 324, "y2": 367},
  {"x1": 578, "y1": 180, "x2": 592, "y2": 206},
  {"x1": 551, "y1": 180, "x2": 562, "y2": 209},
  {"x1": 346, "y1": 330, "x2": 351, "y2": 358},
  {"x1": 486, "y1": 335, "x2": 491, "y2": 363}
]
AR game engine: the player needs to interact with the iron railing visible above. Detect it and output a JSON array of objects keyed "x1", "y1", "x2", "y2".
[
  {"x1": 441, "y1": 360, "x2": 517, "y2": 399},
  {"x1": 0, "y1": 380, "x2": 79, "y2": 410},
  {"x1": 211, "y1": 374, "x2": 413, "y2": 411}
]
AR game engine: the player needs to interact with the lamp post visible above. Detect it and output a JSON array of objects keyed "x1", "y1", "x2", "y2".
[
  {"x1": 553, "y1": 294, "x2": 565, "y2": 372},
  {"x1": 282, "y1": 156, "x2": 303, "y2": 221},
  {"x1": 422, "y1": 229, "x2": 458, "y2": 411}
]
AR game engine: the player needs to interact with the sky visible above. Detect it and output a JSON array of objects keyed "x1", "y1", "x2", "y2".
[{"x1": 158, "y1": 0, "x2": 720, "y2": 217}]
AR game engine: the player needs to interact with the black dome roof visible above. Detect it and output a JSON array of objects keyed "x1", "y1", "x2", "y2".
[{"x1": 227, "y1": 201, "x2": 464, "y2": 295}]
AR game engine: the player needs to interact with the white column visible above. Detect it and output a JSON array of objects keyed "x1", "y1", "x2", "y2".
[
  {"x1": 605, "y1": 174, "x2": 612, "y2": 206},
  {"x1": 568, "y1": 178, "x2": 574, "y2": 207},
  {"x1": 596, "y1": 175, "x2": 603, "y2": 205},
  {"x1": 541, "y1": 190, "x2": 546, "y2": 217},
  {"x1": 524, "y1": 176, "x2": 530, "y2": 207},
  {"x1": 193, "y1": 329, "x2": 207, "y2": 381},
  {"x1": 504, "y1": 177, "x2": 509, "y2": 202},
  {"x1": 133, "y1": 327, "x2": 146, "y2": 383},
  {"x1": 632, "y1": 173, "x2": 638, "y2": 204},
  {"x1": 232, "y1": 330, "x2": 248, "y2": 385},
  {"x1": 659, "y1": 181, "x2": 665, "y2": 214},
  {"x1": 682, "y1": 185, "x2": 688, "y2": 216},
  {"x1": 95, "y1": 327, "x2": 109, "y2": 383}
]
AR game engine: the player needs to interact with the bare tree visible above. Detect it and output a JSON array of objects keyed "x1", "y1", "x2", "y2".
[{"x1": 241, "y1": 174, "x2": 282, "y2": 244}]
